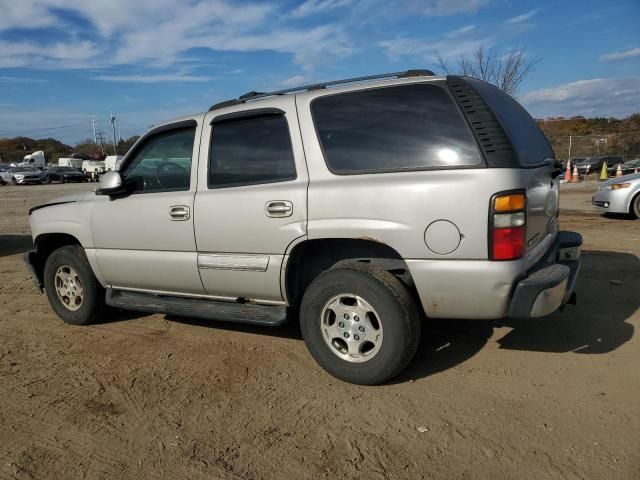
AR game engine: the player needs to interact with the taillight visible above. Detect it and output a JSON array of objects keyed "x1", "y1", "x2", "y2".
[{"x1": 490, "y1": 192, "x2": 526, "y2": 260}]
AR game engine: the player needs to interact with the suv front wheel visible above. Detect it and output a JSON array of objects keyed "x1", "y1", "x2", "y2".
[
  {"x1": 43, "y1": 245, "x2": 105, "y2": 325},
  {"x1": 300, "y1": 263, "x2": 421, "y2": 385}
]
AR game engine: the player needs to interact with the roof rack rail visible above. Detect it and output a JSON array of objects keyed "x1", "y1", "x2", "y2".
[{"x1": 208, "y1": 69, "x2": 435, "y2": 111}]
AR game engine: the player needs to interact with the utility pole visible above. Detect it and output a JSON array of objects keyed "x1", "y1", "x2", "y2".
[
  {"x1": 110, "y1": 112, "x2": 118, "y2": 155},
  {"x1": 567, "y1": 135, "x2": 572, "y2": 161},
  {"x1": 92, "y1": 119, "x2": 97, "y2": 144},
  {"x1": 96, "y1": 132, "x2": 106, "y2": 154}
]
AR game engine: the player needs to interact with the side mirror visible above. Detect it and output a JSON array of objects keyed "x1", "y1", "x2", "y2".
[{"x1": 96, "y1": 171, "x2": 126, "y2": 197}]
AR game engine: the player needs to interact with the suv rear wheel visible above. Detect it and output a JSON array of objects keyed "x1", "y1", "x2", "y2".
[
  {"x1": 300, "y1": 263, "x2": 421, "y2": 385},
  {"x1": 43, "y1": 245, "x2": 105, "y2": 325}
]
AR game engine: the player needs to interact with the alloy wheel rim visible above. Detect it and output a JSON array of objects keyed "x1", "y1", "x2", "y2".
[
  {"x1": 320, "y1": 293, "x2": 383, "y2": 363},
  {"x1": 54, "y1": 265, "x2": 84, "y2": 311}
]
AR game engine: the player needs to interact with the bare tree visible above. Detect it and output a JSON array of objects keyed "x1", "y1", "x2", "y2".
[{"x1": 435, "y1": 46, "x2": 540, "y2": 95}]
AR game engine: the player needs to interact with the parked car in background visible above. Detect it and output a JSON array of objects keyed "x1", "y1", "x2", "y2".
[
  {"x1": 607, "y1": 158, "x2": 640, "y2": 176},
  {"x1": 0, "y1": 164, "x2": 9, "y2": 184},
  {"x1": 43, "y1": 166, "x2": 87, "y2": 184},
  {"x1": 577, "y1": 156, "x2": 622, "y2": 175},
  {"x1": 0, "y1": 166, "x2": 43, "y2": 185},
  {"x1": 593, "y1": 172, "x2": 640, "y2": 218},
  {"x1": 82, "y1": 160, "x2": 106, "y2": 181},
  {"x1": 566, "y1": 158, "x2": 584, "y2": 169},
  {"x1": 25, "y1": 70, "x2": 582, "y2": 385}
]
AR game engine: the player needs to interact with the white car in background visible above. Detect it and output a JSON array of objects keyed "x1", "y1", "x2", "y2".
[
  {"x1": 0, "y1": 166, "x2": 43, "y2": 185},
  {"x1": 592, "y1": 173, "x2": 640, "y2": 218}
]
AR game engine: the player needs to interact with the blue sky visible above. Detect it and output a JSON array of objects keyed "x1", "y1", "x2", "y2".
[{"x1": 0, "y1": 0, "x2": 638, "y2": 145}]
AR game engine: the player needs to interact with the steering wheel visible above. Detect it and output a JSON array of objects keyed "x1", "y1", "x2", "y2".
[{"x1": 154, "y1": 162, "x2": 188, "y2": 188}]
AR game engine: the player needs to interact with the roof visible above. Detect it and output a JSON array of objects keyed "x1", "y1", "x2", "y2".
[{"x1": 208, "y1": 69, "x2": 437, "y2": 112}]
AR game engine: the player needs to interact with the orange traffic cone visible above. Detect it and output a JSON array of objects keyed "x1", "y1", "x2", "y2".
[
  {"x1": 564, "y1": 162, "x2": 572, "y2": 182},
  {"x1": 616, "y1": 163, "x2": 623, "y2": 177},
  {"x1": 571, "y1": 163, "x2": 579, "y2": 182}
]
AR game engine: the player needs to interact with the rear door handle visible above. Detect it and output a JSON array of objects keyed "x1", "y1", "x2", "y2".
[
  {"x1": 265, "y1": 200, "x2": 293, "y2": 217},
  {"x1": 169, "y1": 205, "x2": 190, "y2": 221}
]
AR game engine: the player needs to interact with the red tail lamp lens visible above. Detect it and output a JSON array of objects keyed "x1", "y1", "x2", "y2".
[{"x1": 492, "y1": 226, "x2": 525, "y2": 260}]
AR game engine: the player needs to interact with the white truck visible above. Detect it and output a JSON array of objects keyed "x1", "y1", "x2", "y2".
[
  {"x1": 19, "y1": 151, "x2": 46, "y2": 170},
  {"x1": 58, "y1": 157, "x2": 84, "y2": 169},
  {"x1": 82, "y1": 160, "x2": 106, "y2": 181},
  {"x1": 104, "y1": 155, "x2": 124, "y2": 172}
]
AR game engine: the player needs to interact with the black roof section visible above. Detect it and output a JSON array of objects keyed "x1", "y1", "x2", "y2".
[{"x1": 208, "y1": 69, "x2": 435, "y2": 111}]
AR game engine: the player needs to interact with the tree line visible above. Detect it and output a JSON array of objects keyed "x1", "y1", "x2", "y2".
[{"x1": 0, "y1": 136, "x2": 140, "y2": 164}]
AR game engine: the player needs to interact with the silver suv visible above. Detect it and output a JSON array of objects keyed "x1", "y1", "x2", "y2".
[{"x1": 25, "y1": 70, "x2": 582, "y2": 385}]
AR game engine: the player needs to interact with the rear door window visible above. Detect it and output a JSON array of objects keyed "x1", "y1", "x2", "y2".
[
  {"x1": 465, "y1": 78, "x2": 554, "y2": 165},
  {"x1": 208, "y1": 115, "x2": 296, "y2": 188},
  {"x1": 311, "y1": 83, "x2": 482, "y2": 174}
]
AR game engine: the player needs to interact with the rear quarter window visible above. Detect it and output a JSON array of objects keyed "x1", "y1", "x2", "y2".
[
  {"x1": 311, "y1": 83, "x2": 482, "y2": 174},
  {"x1": 465, "y1": 78, "x2": 554, "y2": 165}
]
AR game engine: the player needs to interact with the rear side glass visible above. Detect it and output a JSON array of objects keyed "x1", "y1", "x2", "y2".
[
  {"x1": 466, "y1": 78, "x2": 554, "y2": 165},
  {"x1": 209, "y1": 115, "x2": 296, "y2": 188},
  {"x1": 311, "y1": 83, "x2": 482, "y2": 174}
]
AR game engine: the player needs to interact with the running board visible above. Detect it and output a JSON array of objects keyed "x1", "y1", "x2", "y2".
[{"x1": 105, "y1": 288, "x2": 288, "y2": 326}]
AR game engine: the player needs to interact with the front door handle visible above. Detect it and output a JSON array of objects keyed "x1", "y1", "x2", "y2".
[
  {"x1": 169, "y1": 205, "x2": 190, "y2": 221},
  {"x1": 265, "y1": 200, "x2": 293, "y2": 217}
]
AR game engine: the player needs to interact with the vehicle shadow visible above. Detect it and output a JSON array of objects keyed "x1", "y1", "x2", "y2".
[
  {"x1": 603, "y1": 213, "x2": 635, "y2": 221},
  {"x1": 397, "y1": 250, "x2": 637, "y2": 383},
  {"x1": 0, "y1": 234, "x2": 33, "y2": 257},
  {"x1": 163, "y1": 312, "x2": 303, "y2": 341},
  {"x1": 496, "y1": 250, "x2": 637, "y2": 354}
]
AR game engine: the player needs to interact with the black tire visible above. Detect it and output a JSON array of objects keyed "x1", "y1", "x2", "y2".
[
  {"x1": 631, "y1": 192, "x2": 640, "y2": 219},
  {"x1": 300, "y1": 263, "x2": 421, "y2": 385},
  {"x1": 45, "y1": 176, "x2": 52, "y2": 184},
  {"x1": 12, "y1": 177, "x2": 18, "y2": 185},
  {"x1": 61, "y1": 177, "x2": 66, "y2": 184},
  {"x1": 43, "y1": 245, "x2": 105, "y2": 325}
]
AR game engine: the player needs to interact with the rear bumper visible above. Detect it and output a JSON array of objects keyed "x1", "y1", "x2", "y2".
[
  {"x1": 507, "y1": 231, "x2": 582, "y2": 320},
  {"x1": 407, "y1": 231, "x2": 582, "y2": 320}
]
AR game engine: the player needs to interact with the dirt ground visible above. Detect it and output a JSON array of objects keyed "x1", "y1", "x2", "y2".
[{"x1": 0, "y1": 182, "x2": 638, "y2": 480}]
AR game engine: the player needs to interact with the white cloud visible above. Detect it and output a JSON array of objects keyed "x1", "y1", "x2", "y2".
[
  {"x1": 281, "y1": 75, "x2": 307, "y2": 87},
  {"x1": 446, "y1": 24, "x2": 476, "y2": 37},
  {"x1": 378, "y1": 35, "x2": 494, "y2": 63},
  {"x1": 522, "y1": 78, "x2": 640, "y2": 118},
  {"x1": 401, "y1": 0, "x2": 490, "y2": 17},
  {"x1": 0, "y1": 40, "x2": 99, "y2": 68},
  {"x1": 92, "y1": 74, "x2": 213, "y2": 83},
  {"x1": 289, "y1": 0, "x2": 351, "y2": 18},
  {"x1": 0, "y1": 0, "x2": 351, "y2": 71},
  {"x1": 505, "y1": 8, "x2": 541, "y2": 24},
  {"x1": 0, "y1": 76, "x2": 47, "y2": 83},
  {"x1": 600, "y1": 47, "x2": 640, "y2": 62}
]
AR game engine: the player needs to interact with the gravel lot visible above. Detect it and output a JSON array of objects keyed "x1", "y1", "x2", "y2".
[{"x1": 0, "y1": 182, "x2": 638, "y2": 479}]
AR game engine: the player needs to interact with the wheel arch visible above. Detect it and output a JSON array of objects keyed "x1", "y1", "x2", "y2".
[
  {"x1": 283, "y1": 238, "x2": 417, "y2": 306},
  {"x1": 28, "y1": 233, "x2": 83, "y2": 290},
  {"x1": 629, "y1": 189, "x2": 640, "y2": 218}
]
